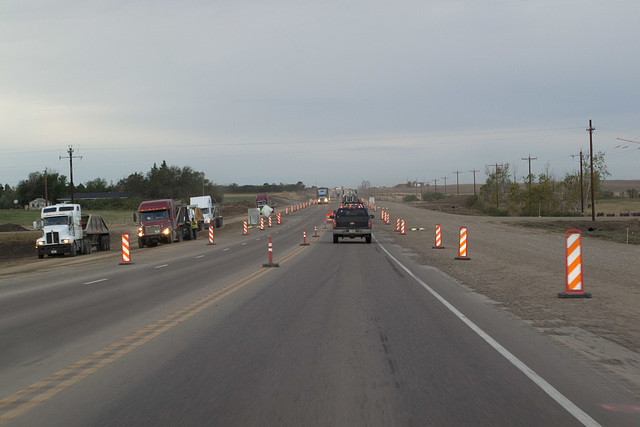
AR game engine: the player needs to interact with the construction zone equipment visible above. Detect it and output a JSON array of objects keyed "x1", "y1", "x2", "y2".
[
  {"x1": 558, "y1": 229, "x2": 591, "y2": 298},
  {"x1": 400, "y1": 219, "x2": 406, "y2": 235},
  {"x1": 119, "y1": 233, "x2": 133, "y2": 265},
  {"x1": 433, "y1": 224, "x2": 445, "y2": 249},
  {"x1": 314, "y1": 225, "x2": 319, "y2": 237},
  {"x1": 277, "y1": 212, "x2": 282, "y2": 225},
  {"x1": 396, "y1": 218, "x2": 401, "y2": 232},
  {"x1": 455, "y1": 226, "x2": 470, "y2": 260},
  {"x1": 260, "y1": 217, "x2": 265, "y2": 231},
  {"x1": 243, "y1": 220, "x2": 248, "y2": 235}
]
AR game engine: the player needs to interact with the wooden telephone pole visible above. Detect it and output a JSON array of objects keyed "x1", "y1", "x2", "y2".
[
  {"x1": 587, "y1": 120, "x2": 595, "y2": 221},
  {"x1": 59, "y1": 146, "x2": 82, "y2": 203}
]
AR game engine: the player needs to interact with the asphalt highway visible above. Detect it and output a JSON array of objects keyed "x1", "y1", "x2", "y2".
[{"x1": 1, "y1": 203, "x2": 638, "y2": 426}]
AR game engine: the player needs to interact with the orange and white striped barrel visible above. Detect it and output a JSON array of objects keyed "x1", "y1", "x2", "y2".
[
  {"x1": 559, "y1": 230, "x2": 591, "y2": 298},
  {"x1": 285, "y1": 207, "x2": 289, "y2": 215},
  {"x1": 119, "y1": 233, "x2": 132, "y2": 265},
  {"x1": 455, "y1": 226, "x2": 470, "y2": 260},
  {"x1": 396, "y1": 217, "x2": 401, "y2": 232},
  {"x1": 380, "y1": 210, "x2": 385, "y2": 220},
  {"x1": 207, "y1": 225, "x2": 215, "y2": 245},
  {"x1": 433, "y1": 224, "x2": 444, "y2": 249},
  {"x1": 277, "y1": 212, "x2": 282, "y2": 225},
  {"x1": 385, "y1": 212, "x2": 390, "y2": 225},
  {"x1": 400, "y1": 219, "x2": 406, "y2": 235},
  {"x1": 268, "y1": 215, "x2": 272, "y2": 227},
  {"x1": 260, "y1": 217, "x2": 265, "y2": 231},
  {"x1": 243, "y1": 220, "x2": 248, "y2": 235}
]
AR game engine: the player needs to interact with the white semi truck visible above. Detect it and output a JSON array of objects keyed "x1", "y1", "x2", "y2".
[
  {"x1": 35, "y1": 204, "x2": 110, "y2": 258},
  {"x1": 189, "y1": 196, "x2": 223, "y2": 228}
]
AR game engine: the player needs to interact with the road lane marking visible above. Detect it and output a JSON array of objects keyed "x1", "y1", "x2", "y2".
[
  {"x1": 84, "y1": 279, "x2": 108, "y2": 285},
  {"x1": 375, "y1": 238, "x2": 601, "y2": 427},
  {"x1": 154, "y1": 264, "x2": 168, "y2": 269},
  {"x1": 0, "y1": 267, "x2": 274, "y2": 424},
  {"x1": 195, "y1": 255, "x2": 204, "y2": 259}
]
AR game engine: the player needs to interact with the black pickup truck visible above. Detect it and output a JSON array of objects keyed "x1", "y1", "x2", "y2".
[{"x1": 331, "y1": 204, "x2": 374, "y2": 243}]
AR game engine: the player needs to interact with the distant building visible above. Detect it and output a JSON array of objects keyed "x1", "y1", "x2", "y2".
[{"x1": 27, "y1": 198, "x2": 49, "y2": 210}]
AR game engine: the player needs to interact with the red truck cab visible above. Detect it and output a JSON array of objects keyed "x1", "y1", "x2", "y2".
[{"x1": 137, "y1": 199, "x2": 179, "y2": 247}]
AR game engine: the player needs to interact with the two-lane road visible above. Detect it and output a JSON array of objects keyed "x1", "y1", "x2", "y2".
[{"x1": 1, "y1": 204, "x2": 638, "y2": 425}]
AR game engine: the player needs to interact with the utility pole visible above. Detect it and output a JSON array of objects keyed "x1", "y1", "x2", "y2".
[
  {"x1": 59, "y1": 146, "x2": 82, "y2": 203},
  {"x1": 433, "y1": 178, "x2": 438, "y2": 193},
  {"x1": 491, "y1": 163, "x2": 503, "y2": 210},
  {"x1": 442, "y1": 176, "x2": 448, "y2": 197},
  {"x1": 453, "y1": 171, "x2": 462, "y2": 196},
  {"x1": 522, "y1": 155, "x2": 537, "y2": 214},
  {"x1": 44, "y1": 168, "x2": 49, "y2": 206},
  {"x1": 579, "y1": 150, "x2": 584, "y2": 215},
  {"x1": 469, "y1": 169, "x2": 479, "y2": 196},
  {"x1": 587, "y1": 120, "x2": 596, "y2": 221}
]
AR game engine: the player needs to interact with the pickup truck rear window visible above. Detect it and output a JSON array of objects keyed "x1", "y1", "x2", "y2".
[{"x1": 336, "y1": 208, "x2": 368, "y2": 217}]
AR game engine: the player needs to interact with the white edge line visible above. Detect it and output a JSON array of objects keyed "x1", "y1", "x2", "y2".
[
  {"x1": 84, "y1": 278, "x2": 108, "y2": 285},
  {"x1": 154, "y1": 264, "x2": 169, "y2": 269},
  {"x1": 375, "y1": 238, "x2": 601, "y2": 427},
  {"x1": 196, "y1": 255, "x2": 205, "y2": 259}
]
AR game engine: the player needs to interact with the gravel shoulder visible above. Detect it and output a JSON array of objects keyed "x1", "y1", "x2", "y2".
[{"x1": 374, "y1": 200, "x2": 640, "y2": 392}]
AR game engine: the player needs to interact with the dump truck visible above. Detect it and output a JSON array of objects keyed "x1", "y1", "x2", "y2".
[
  {"x1": 137, "y1": 199, "x2": 192, "y2": 248},
  {"x1": 317, "y1": 188, "x2": 329, "y2": 204},
  {"x1": 189, "y1": 195, "x2": 223, "y2": 228},
  {"x1": 35, "y1": 204, "x2": 110, "y2": 258}
]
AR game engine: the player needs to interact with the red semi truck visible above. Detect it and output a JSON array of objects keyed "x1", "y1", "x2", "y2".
[{"x1": 137, "y1": 199, "x2": 191, "y2": 248}]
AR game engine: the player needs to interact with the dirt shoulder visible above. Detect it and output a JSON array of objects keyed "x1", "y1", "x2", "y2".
[{"x1": 375, "y1": 200, "x2": 640, "y2": 391}]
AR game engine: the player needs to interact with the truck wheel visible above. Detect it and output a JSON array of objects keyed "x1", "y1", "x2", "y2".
[
  {"x1": 38, "y1": 253, "x2": 44, "y2": 259},
  {"x1": 333, "y1": 234, "x2": 338, "y2": 244},
  {"x1": 70, "y1": 243, "x2": 77, "y2": 257},
  {"x1": 104, "y1": 235, "x2": 110, "y2": 250},
  {"x1": 218, "y1": 218, "x2": 223, "y2": 228},
  {"x1": 365, "y1": 235, "x2": 372, "y2": 244},
  {"x1": 84, "y1": 239, "x2": 92, "y2": 254},
  {"x1": 138, "y1": 238, "x2": 145, "y2": 249}
]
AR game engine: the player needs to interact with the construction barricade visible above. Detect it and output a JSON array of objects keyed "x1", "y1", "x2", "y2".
[{"x1": 558, "y1": 229, "x2": 591, "y2": 298}]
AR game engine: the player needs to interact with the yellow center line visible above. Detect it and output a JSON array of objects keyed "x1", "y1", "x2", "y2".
[
  {"x1": 0, "y1": 227, "x2": 328, "y2": 424},
  {"x1": 0, "y1": 263, "x2": 280, "y2": 425}
]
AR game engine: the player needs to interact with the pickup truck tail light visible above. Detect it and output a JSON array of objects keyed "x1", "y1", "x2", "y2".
[
  {"x1": 333, "y1": 219, "x2": 337, "y2": 227},
  {"x1": 368, "y1": 219, "x2": 372, "y2": 228}
]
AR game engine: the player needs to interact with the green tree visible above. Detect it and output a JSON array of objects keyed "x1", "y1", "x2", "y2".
[
  {"x1": 479, "y1": 163, "x2": 512, "y2": 213},
  {"x1": 84, "y1": 177, "x2": 110, "y2": 193},
  {"x1": 15, "y1": 171, "x2": 68, "y2": 205}
]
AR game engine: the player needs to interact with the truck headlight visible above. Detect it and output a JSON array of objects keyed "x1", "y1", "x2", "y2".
[
  {"x1": 62, "y1": 239, "x2": 71, "y2": 244},
  {"x1": 162, "y1": 228, "x2": 170, "y2": 235},
  {"x1": 37, "y1": 241, "x2": 44, "y2": 246}
]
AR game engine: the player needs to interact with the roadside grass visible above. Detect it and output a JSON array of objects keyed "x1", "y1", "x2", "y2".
[
  {"x1": 223, "y1": 194, "x2": 256, "y2": 204},
  {"x1": 0, "y1": 210, "x2": 40, "y2": 228},
  {"x1": 0, "y1": 209, "x2": 136, "y2": 229},
  {"x1": 517, "y1": 219, "x2": 640, "y2": 245},
  {"x1": 593, "y1": 199, "x2": 640, "y2": 216}
]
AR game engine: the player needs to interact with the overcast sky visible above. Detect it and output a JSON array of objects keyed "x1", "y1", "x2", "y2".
[{"x1": 2, "y1": 0, "x2": 639, "y2": 190}]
